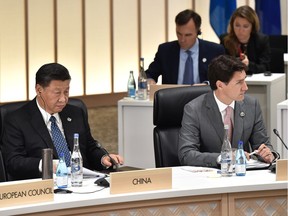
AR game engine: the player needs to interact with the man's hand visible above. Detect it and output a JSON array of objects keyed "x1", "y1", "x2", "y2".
[
  {"x1": 101, "y1": 154, "x2": 124, "y2": 167},
  {"x1": 257, "y1": 144, "x2": 274, "y2": 163}
]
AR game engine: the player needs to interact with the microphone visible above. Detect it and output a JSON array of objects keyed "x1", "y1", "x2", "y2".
[
  {"x1": 273, "y1": 129, "x2": 288, "y2": 150},
  {"x1": 94, "y1": 141, "x2": 119, "y2": 171}
]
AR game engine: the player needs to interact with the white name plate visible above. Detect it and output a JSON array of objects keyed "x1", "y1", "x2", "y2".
[
  {"x1": 0, "y1": 178, "x2": 54, "y2": 208},
  {"x1": 110, "y1": 167, "x2": 172, "y2": 194}
]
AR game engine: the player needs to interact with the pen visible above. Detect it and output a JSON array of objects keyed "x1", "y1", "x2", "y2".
[{"x1": 249, "y1": 150, "x2": 258, "y2": 156}]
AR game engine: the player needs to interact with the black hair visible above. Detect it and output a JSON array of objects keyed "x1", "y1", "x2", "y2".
[
  {"x1": 36, "y1": 63, "x2": 71, "y2": 87},
  {"x1": 208, "y1": 55, "x2": 247, "y2": 90},
  {"x1": 175, "y1": 9, "x2": 202, "y2": 35}
]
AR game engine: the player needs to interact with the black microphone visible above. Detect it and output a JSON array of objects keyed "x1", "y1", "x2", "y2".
[
  {"x1": 273, "y1": 129, "x2": 288, "y2": 150},
  {"x1": 94, "y1": 141, "x2": 119, "y2": 171}
]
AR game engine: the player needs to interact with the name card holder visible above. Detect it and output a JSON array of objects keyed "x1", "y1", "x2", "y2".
[
  {"x1": 0, "y1": 178, "x2": 54, "y2": 208},
  {"x1": 149, "y1": 84, "x2": 188, "y2": 101},
  {"x1": 110, "y1": 168, "x2": 172, "y2": 194},
  {"x1": 276, "y1": 159, "x2": 288, "y2": 181}
]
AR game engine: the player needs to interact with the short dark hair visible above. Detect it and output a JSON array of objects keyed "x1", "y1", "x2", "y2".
[
  {"x1": 36, "y1": 63, "x2": 71, "y2": 88},
  {"x1": 175, "y1": 9, "x2": 202, "y2": 35},
  {"x1": 208, "y1": 55, "x2": 247, "y2": 90}
]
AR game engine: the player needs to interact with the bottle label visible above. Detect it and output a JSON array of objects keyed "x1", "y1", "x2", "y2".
[
  {"x1": 138, "y1": 80, "x2": 147, "y2": 89},
  {"x1": 128, "y1": 88, "x2": 136, "y2": 97},
  {"x1": 235, "y1": 164, "x2": 246, "y2": 174}
]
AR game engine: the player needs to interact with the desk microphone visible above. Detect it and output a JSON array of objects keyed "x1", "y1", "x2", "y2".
[
  {"x1": 94, "y1": 141, "x2": 119, "y2": 171},
  {"x1": 273, "y1": 129, "x2": 288, "y2": 150}
]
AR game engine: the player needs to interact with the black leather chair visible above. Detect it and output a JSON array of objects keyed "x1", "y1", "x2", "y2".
[
  {"x1": 153, "y1": 85, "x2": 211, "y2": 168},
  {"x1": 0, "y1": 149, "x2": 6, "y2": 182},
  {"x1": 269, "y1": 35, "x2": 287, "y2": 73},
  {"x1": 0, "y1": 98, "x2": 87, "y2": 182}
]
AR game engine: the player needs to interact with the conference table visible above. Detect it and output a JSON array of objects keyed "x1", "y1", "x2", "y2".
[{"x1": 0, "y1": 167, "x2": 287, "y2": 215}]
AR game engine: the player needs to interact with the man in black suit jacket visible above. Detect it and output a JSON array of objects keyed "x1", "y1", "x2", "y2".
[
  {"x1": 2, "y1": 63, "x2": 123, "y2": 180},
  {"x1": 145, "y1": 9, "x2": 225, "y2": 84}
]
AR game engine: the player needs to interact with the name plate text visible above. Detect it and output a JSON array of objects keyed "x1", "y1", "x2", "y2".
[
  {"x1": 0, "y1": 178, "x2": 54, "y2": 208},
  {"x1": 110, "y1": 168, "x2": 172, "y2": 194}
]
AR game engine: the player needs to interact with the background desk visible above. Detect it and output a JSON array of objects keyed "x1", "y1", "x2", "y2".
[
  {"x1": 0, "y1": 169, "x2": 286, "y2": 216},
  {"x1": 118, "y1": 73, "x2": 285, "y2": 169},
  {"x1": 277, "y1": 99, "x2": 288, "y2": 159}
]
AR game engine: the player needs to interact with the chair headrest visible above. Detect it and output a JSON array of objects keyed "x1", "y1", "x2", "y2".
[{"x1": 153, "y1": 85, "x2": 211, "y2": 127}]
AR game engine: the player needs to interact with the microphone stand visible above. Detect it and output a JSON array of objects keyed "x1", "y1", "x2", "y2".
[
  {"x1": 273, "y1": 129, "x2": 288, "y2": 150},
  {"x1": 95, "y1": 141, "x2": 119, "y2": 171}
]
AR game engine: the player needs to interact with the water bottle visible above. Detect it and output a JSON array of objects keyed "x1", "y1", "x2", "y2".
[
  {"x1": 221, "y1": 125, "x2": 233, "y2": 177},
  {"x1": 71, "y1": 133, "x2": 83, "y2": 187},
  {"x1": 235, "y1": 140, "x2": 246, "y2": 176},
  {"x1": 56, "y1": 152, "x2": 68, "y2": 188},
  {"x1": 127, "y1": 71, "x2": 136, "y2": 98},
  {"x1": 137, "y1": 58, "x2": 147, "y2": 100}
]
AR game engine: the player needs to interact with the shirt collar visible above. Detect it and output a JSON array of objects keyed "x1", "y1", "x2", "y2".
[
  {"x1": 213, "y1": 91, "x2": 235, "y2": 113},
  {"x1": 180, "y1": 38, "x2": 199, "y2": 54},
  {"x1": 36, "y1": 98, "x2": 61, "y2": 125}
]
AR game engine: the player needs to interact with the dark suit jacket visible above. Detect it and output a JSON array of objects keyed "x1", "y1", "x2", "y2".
[
  {"x1": 220, "y1": 33, "x2": 271, "y2": 74},
  {"x1": 2, "y1": 98, "x2": 106, "y2": 180},
  {"x1": 145, "y1": 39, "x2": 225, "y2": 84},
  {"x1": 178, "y1": 92, "x2": 276, "y2": 168}
]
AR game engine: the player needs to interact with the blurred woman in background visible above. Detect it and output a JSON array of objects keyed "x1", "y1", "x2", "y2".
[{"x1": 220, "y1": 5, "x2": 271, "y2": 75}]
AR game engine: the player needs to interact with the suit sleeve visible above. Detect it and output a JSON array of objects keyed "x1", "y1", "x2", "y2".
[
  {"x1": 145, "y1": 44, "x2": 163, "y2": 83},
  {"x1": 2, "y1": 114, "x2": 42, "y2": 180},
  {"x1": 178, "y1": 102, "x2": 219, "y2": 168},
  {"x1": 248, "y1": 98, "x2": 279, "y2": 157}
]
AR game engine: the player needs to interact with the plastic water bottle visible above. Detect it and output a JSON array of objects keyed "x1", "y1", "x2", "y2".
[
  {"x1": 235, "y1": 140, "x2": 246, "y2": 176},
  {"x1": 137, "y1": 58, "x2": 147, "y2": 100},
  {"x1": 56, "y1": 152, "x2": 68, "y2": 188},
  {"x1": 221, "y1": 125, "x2": 233, "y2": 177},
  {"x1": 127, "y1": 71, "x2": 136, "y2": 98},
  {"x1": 71, "y1": 133, "x2": 83, "y2": 187}
]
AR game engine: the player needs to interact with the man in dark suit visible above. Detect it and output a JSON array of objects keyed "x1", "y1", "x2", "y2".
[
  {"x1": 2, "y1": 63, "x2": 123, "y2": 180},
  {"x1": 145, "y1": 9, "x2": 225, "y2": 85},
  {"x1": 178, "y1": 55, "x2": 279, "y2": 167}
]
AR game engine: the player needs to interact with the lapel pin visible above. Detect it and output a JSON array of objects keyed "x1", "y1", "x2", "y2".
[
  {"x1": 202, "y1": 58, "x2": 207, "y2": 63},
  {"x1": 67, "y1": 117, "x2": 72, "y2": 122},
  {"x1": 240, "y1": 112, "x2": 245, "y2": 117}
]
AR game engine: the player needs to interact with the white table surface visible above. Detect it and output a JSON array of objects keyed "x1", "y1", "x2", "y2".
[{"x1": 0, "y1": 167, "x2": 287, "y2": 216}]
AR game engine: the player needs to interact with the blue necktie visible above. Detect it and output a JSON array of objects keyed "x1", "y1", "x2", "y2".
[
  {"x1": 50, "y1": 116, "x2": 71, "y2": 166},
  {"x1": 183, "y1": 50, "x2": 194, "y2": 84}
]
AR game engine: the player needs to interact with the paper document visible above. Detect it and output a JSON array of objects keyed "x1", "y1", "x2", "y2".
[
  {"x1": 246, "y1": 159, "x2": 270, "y2": 170},
  {"x1": 67, "y1": 167, "x2": 107, "y2": 177}
]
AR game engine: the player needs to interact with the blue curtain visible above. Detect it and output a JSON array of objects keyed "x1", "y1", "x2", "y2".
[
  {"x1": 209, "y1": 0, "x2": 236, "y2": 37},
  {"x1": 255, "y1": 0, "x2": 281, "y2": 35}
]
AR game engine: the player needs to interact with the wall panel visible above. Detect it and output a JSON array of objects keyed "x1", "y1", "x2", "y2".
[
  {"x1": 167, "y1": 0, "x2": 192, "y2": 41},
  {"x1": 113, "y1": 0, "x2": 138, "y2": 93},
  {"x1": 85, "y1": 0, "x2": 112, "y2": 95},
  {"x1": 27, "y1": 0, "x2": 55, "y2": 99},
  {"x1": 0, "y1": 0, "x2": 287, "y2": 103},
  {"x1": 0, "y1": 0, "x2": 26, "y2": 102},
  {"x1": 140, "y1": 0, "x2": 166, "y2": 70},
  {"x1": 57, "y1": 0, "x2": 83, "y2": 96}
]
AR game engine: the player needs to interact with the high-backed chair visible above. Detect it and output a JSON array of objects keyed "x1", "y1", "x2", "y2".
[
  {"x1": 0, "y1": 98, "x2": 88, "y2": 182},
  {"x1": 153, "y1": 85, "x2": 211, "y2": 168},
  {"x1": 0, "y1": 149, "x2": 6, "y2": 182},
  {"x1": 269, "y1": 35, "x2": 287, "y2": 73}
]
